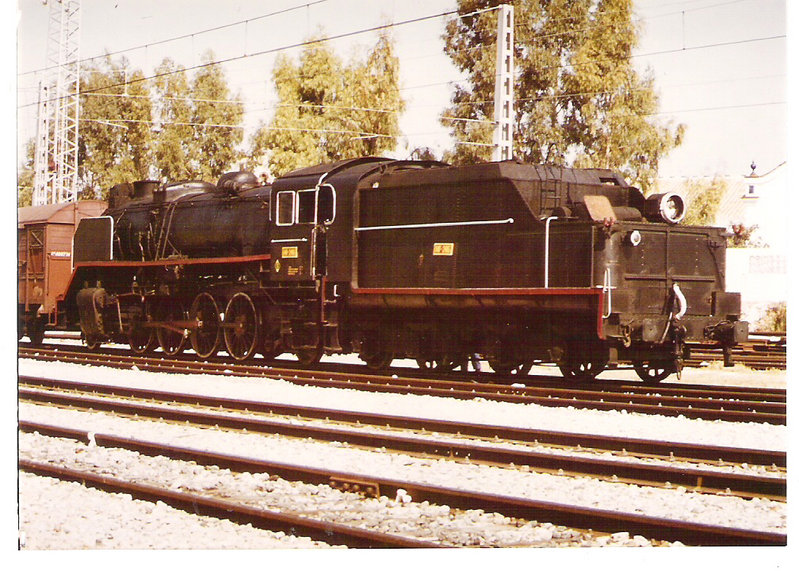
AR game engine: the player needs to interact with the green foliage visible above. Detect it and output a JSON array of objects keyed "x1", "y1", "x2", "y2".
[
  {"x1": 151, "y1": 58, "x2": 195, "y2": 181},
  {"x1": 17, "y1": 139, "x2": 35, "y2": 207},
  {"x1": 728, "y1": 223, "x2": 764, "y2": 248},
  {"x1": 79, "y1": 55, "x2": 154, "y2": 198},
  {"x1": 756, "y1": 302, "x2": 786, "y2": 333},
  {"x1": 190, "y1": 51, "x2": 245, "y2": 180},
  {"x1": 682, "y1": 176, "x2": 726, "y2": 226},
  {"x1": 441, "y1": 0, "x2": 684, "y2": 192},
  {"x1": 251, "y1": 31, "x2": 405, "y2": 177}
]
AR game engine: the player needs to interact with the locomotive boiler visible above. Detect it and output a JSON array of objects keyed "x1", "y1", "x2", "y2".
[{"x1": 61, "y1": 157, "x2": 748, "y2": 382}]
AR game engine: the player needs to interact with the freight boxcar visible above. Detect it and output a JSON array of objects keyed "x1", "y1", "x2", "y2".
[{"x1": 18, "y1": 200, "x2": 107, "y2": 343}]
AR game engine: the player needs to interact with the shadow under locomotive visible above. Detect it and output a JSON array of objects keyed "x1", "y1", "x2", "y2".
[{"x1": 55, "y1": 157, "x2": 747, "y2": 383}]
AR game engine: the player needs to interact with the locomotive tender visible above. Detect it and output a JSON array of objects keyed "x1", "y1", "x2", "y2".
[{"x1": 61, "y1": 157, "x2": 747, "y2": 382}]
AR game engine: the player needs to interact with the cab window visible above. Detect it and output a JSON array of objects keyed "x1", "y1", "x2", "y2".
[
  {"x1": 276, "y1": 186, "x2": 336, "y2": 226},
  {"x1": 297, "y1": 189, "x2": 317, "y2": 224},
  {"x1": 276, "y1": 191, "x2": 295, "y2": 226},
  {"x1": 318, "y1": 184, "x2": 336, "y2": 225}
]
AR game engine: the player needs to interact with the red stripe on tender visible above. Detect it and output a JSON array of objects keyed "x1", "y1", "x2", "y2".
[{"x1": 351, "y1": 287, "x2": 602, "y2": 297}]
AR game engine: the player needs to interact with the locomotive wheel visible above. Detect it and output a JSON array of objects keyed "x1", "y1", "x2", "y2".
[
  {"x1": 223, "y1": 293, "x2": 260, "y2": 361},
  {"x1": 84, "y1": 334, "x2": 103, "y2": 350},
  {"x1": 128, "y1": 300, "x2": 156, "y2": 354},
  {"x1": 261, "y1": 336, "x2": 282, "y2": 361},
  {"x1": 558, "y1": 359, "x2": 606, "y2": 382},
  {"x1": 297, "y1": 347, "x2": 323, "y2": 366},
  {"x1": 189, "y1": 292, "x2": 221, "y2": 359},
  {"x1": 155, "y1": 300, "x2": 187, "y2": 356},
  {"x1": 633, "y1": 361, "x2": 673, "y2": 383},
  {"x1": 488, "y1": 360, "x2": 532, "y2": 376}
]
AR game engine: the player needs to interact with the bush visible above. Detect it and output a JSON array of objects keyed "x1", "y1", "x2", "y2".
[{"x1": 756, "y1": 302, "x2": 787, "y2": 333}]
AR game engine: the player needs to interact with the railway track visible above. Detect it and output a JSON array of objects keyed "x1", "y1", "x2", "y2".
[
  {"x1": 19, "y1": 345, "x2": 787, "y2": 425},
  {"x1": 18, "y1": 420, "x2": 785, "y2": 547},
  {"x1": 686, "y1": 333, "x2": 787, "y2": 370},
  {"x1": 41, "y1": 330, "x2": 788, "y2": 370},
  {"x1": 18, "y1": 458, "x2": 439, "y2": 548},
  {"x1": 18, "y1": 375, "x2": 786, "y2": 500}
]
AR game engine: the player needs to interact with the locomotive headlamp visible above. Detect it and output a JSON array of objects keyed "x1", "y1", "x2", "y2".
[
  {"x1": 627, "y1": 230, "x2": 642, "y2": 246},
  {"x1": 643, "y1": 192, "x2": 685, "y2": 224}
]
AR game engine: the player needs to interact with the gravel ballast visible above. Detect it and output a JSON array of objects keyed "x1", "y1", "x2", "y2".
[{"x1": 16, "y1": 358, "x2": 787, "y2": 548}]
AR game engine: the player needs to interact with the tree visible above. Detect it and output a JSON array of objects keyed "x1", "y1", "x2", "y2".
[
  {"x1": 251, "y1": 31, "x2": 405, "y2": 177},
  {"x1": 17, "y1": 139, "x2": 35, "y2": 207},
  {"x1": 682, "y1": 176, "x2": 726, "y2": 226},
  {"x1": 441, "y1": 0, "x2": 684, "y2": 193},
  {"x1": 729, "y1": 223, "x2": 764, "y2": 248},
  {"x1": 151, "y1": 58, "x2": 195, "y2": 181},
  {"x1": 190, "y1": 51, "x2": 245, "y2": 180},
  {"x1": 79, "y1": 55, "x2": 153, "y2": 198}
]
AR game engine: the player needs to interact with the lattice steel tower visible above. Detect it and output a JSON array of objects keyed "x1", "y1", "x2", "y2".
[
  {"x1": 33, "y1": 0, "x2": 82, "y2": 205},
  {"x1": 492, "y1": 3, "x2": 513, "y2": 162}
]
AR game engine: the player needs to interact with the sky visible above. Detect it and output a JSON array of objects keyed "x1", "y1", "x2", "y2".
[{"x1": 11, "y1": 0, "x2": 791, "y2": 181}]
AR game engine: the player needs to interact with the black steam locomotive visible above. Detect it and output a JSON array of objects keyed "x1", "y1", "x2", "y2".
[{"x1": 61, "y1": 157, "x2": 747, "y2": 382}]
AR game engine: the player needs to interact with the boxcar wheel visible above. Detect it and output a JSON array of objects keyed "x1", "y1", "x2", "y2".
[{"x1": 28, "y1": 318, "x2": 46, "y2": 346}]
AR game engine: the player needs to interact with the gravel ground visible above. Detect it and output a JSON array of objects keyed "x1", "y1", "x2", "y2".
[
  {"x1": 18, "y1": 471, "x2": 331, "y2": 549},
  {"x1": 14, "y1": 357, "x2": 789, "y2": 552},
  {"x1": 19, "y1": 431, "x2": 658, "y2": 549}
]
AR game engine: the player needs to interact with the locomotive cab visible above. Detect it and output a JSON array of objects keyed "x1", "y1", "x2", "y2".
[{"x1": 270, "y1": 183, "x2": 335, "y2": 282}]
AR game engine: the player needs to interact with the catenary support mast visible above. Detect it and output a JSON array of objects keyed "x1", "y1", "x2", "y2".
[
  {"x1": 33, "y1": 0, "x2": 82, "y2": 205},
  {"x1": 492, "y1": 3, "x2": 513, "y2": 162}
]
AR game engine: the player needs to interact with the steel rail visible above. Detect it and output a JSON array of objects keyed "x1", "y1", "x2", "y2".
[
  {"x1": 21, "y1": 342, "x2": 787, "y2": 402},
  {"x1": 18, "y1": 347, "x2": 786, "y2": 425},
  {"x1": 21, "y1": 373, "x2": 785, "y2": 467},
  {"x1": 18, "y1": 458, "x2": 441, "y2": 549},
  {"x1": 18, "y1": 386, "x2": 786, "y2": 499},
  {"x1": 18, "y1": 424, "x2": 786, "y2": 547}
]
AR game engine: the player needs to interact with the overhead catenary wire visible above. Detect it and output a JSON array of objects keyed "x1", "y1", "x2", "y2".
[
  {"x1": 17, "y1": 0, "x2": 784, "y2": 157},
  {"x1": 18, "y1": 7, "x2": 464, "y2": 111},
  {"x1": 18, "y1": 0, "x2": 332, "y2": 78}
]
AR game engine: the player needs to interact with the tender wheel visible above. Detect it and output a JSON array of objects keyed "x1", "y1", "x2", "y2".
[
  {"x1": 489, "y1": 360, "x2": 532, "y2": 376},
  {"x1": 189, "y1": 292, "x2": 221, "y2": 359},
  {"x1": 128, "y1": 300, "x2": 156, "y2": 354},
  {"x1": 633, "y1": 361, "x2": 673, "y2": 383},
  {"x1": 223, "y1": 292, "x2": 259, "y2": 361},
  {"x1": 559, "y1": 359, "x2": 606, "y2": 381},
  {"x1": 416, "y1": 356, "x2": 466, "y2": 371},
  {"x1": 155, "y1": 299, "x2": 187, "y2": 356}
]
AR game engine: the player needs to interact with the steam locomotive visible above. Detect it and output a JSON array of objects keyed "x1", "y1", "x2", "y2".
[{"x1": 58, "y1": 157, "x2": 747, "y2": 382}]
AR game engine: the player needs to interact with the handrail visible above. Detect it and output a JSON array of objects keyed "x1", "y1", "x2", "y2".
[
  {"x1": 355, "y1": 218, "x2": 514, "y2": 232},
  {"x1": 544, "y1": 216, "x2": 558, "y2": 288}
]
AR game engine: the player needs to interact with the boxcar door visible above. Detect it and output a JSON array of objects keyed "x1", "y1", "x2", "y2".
[{"x1": 270, "y1": 184, "x2": 335, "y2": 283}]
